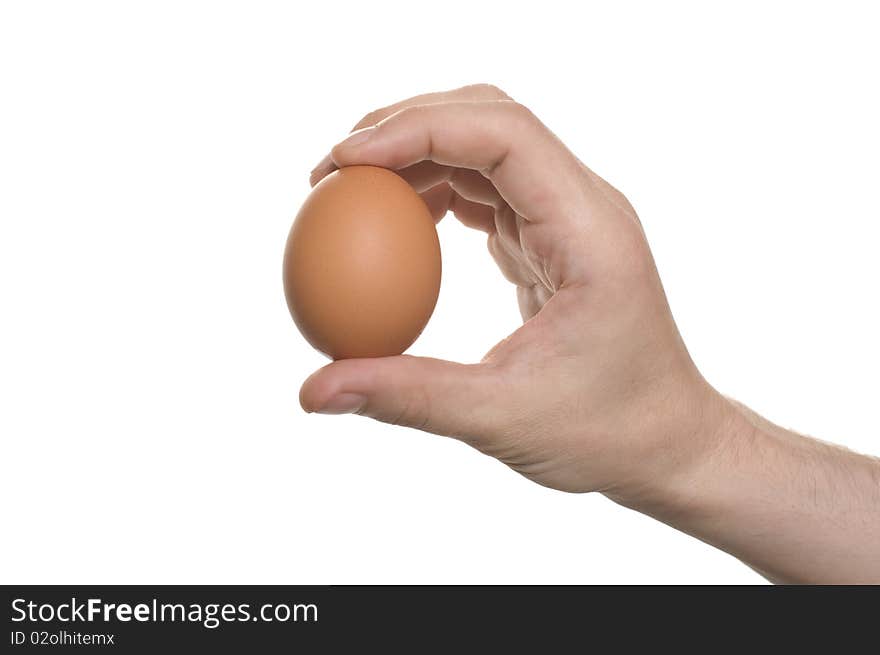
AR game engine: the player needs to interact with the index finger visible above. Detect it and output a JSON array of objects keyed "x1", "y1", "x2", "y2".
[{"x1": 330, "y1": 100, "x2": 593, "y2": 224}]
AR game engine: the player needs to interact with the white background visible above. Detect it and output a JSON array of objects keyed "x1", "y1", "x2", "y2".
[{"x1": 1, "y1": 1, "x2": 878, "y2": 584}]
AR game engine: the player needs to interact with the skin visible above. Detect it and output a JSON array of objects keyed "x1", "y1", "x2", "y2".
[{"x1": 302, "y1": 84, "x2": 880, "y2": 584}]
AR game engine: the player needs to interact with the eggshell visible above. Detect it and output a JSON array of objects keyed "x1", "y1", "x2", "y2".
[{"x1": 283, "y1": 165, "x2": 441, "y2": 359}]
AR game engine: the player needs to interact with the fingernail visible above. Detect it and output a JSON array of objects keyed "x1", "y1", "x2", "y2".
[
  {"x1": 309, "y1": 154, "x2": 334, "y2": 186},
  {"x1": 336, "y1": 126, "x2": 375, "y2": 150},
  {"x1": 316, "y1": 392, "x2": 365, "y2": 415}
]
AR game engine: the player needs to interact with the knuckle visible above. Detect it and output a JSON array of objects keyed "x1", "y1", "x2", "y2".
[
  {"x1": 387, "y1": 403, "x2": 410, "y2": 428},
  {"x1": 505, "y1": 101, "x2": 538, "y2": 125},
  {"x1": 471, "y1": 82, "x2": 510, "y2": 99},
  {"x1": 613, "y1": 224, "x2": 654, "y2": 283},
  {"x1": 486, "y1": 232, "x2": 499, "y2": 257}
]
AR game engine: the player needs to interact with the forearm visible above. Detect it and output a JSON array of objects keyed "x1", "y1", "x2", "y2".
[{"x1": 612, "y1": 396, "x2": 880, "y2": 584}]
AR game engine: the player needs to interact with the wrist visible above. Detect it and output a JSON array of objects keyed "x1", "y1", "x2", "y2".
[{"x1": 603, "y1": 379, "x2": 747, "y2": 520}]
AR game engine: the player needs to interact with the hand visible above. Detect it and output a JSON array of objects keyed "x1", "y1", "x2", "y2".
[
  {"x1": 301, "y1": 84, "x2": 729, "y2": 499},
  {"x1": 301, "y1": 85, "x2": 880, "y2": 583}
]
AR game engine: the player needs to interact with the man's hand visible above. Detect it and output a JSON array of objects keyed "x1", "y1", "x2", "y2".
[{"x1": 300, "y1": 84, "x2": 880, "y2": 583}]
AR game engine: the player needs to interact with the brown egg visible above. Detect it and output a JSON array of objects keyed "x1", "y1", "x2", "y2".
[{"x1": 283, "y1": 165, "x2": 442, "y2": 360}]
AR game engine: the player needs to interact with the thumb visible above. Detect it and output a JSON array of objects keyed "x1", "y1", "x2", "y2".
[{"x1": 299, "y1": 355, "x2": 503, "y2": 440}]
